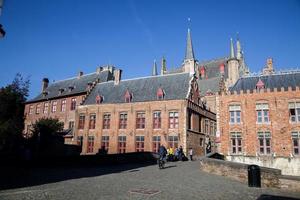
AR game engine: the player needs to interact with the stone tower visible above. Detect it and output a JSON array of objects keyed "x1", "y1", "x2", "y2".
[{"x1": 227, "y1": 38, "x2": 239, "y2": 86}]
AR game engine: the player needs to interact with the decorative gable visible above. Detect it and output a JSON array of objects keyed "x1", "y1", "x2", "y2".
[
  {"x1": 256, "y1": 78, "x2": 265, "y2": 90},
  {"x1": 124, "y1": 90, "x2": 132, "y2": 103},
  {"x1": 157, "y1": 87, "x2": 165, "y2": 100},
  {"x1": 96, "y1": 94, "x2": 103, "y2": 104}
]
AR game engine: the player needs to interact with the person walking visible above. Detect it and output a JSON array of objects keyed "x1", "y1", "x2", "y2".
[{"x1": 189, "y1": 148, "x2": 193, "y2": 161}]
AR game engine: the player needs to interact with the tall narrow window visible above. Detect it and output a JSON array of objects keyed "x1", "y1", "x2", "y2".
[
  {"x1": 289, "y1": 102, "x2": 300, "y2": 123},
  {"x1": 152, "y1": 136, "x2": 161, "y2": 153},
  {"x1": 119, "y1": 113, "x2": 127, "y2": 129},
  {"x1": 101, "y1": 136, "x2": 109, "y2": 152},
  {"x1": 77, "y1": 136, "x2": 83, "y2": 146},
  {"x1": 70, "y1": 98, "x2": 76, "y2": 110},
  {"x1": 153, "y1": 111, "x2": 161, "y2": 129},
  {"x1": 204, "y1": 119, "x2": 209, "y2": 134},
  {"x1": 61, "y1": 99, "x2": 66, "y2": 112},
  {"x1": 135, "y1": 136, "x2": 145, "y2": 152},
  {"x1": 89, "y1": 113, "x2": 96, "y2": 129},
  {"x1": 78, "y1": 114, "x2": 85, "y2": 129},
  {"x1": 169, "y1": 111, "x2": 179, "y2": 129},
  {"x1": 136, "y1": 112, "x2": 145, "y2": 129},
  {"x1": 256, "y1": 103, "x2": 269, "y2": 123},
  {"x1": 118, "y1": 136, "x2": 126, "y2": 153},
  {"x1": 43, "y1": 102, "x2": 49, "y2": 114},
  {"x1": 87, "y1": 136, "x2": 94, "y2": 153},
  {"x1": 29, "y1": 105, "x2": 34, "y2": 115},
  {"x1": 210, "y1": 121, "x2": 214, "y2": 135},
  {"x1": 231, "y1": 132, "x2": 242, "y2": 154},
  {"x1": 292, "y1": 131, "x2": 300, "y2": 155},
  {"x1": 68, "y1": 121, "x2": 74, "y2": 129},
  {"x1": 52, "y1": 101, "x2": 57, "y2": 113},
  {"x1": 258, "y1": 131, "x2": 271, "y2": 155},
  {"x1": 103, "y1": 113, "x2": 111, "y2": 129},
  {"x1": 229, "y1": 105, "x2": 241, "y2": 124},
  {"x1": 168, "y1": 136, "x2": 178, "y2": 148},
  {"x1": 36, "y1": 104, "x2": 41, "y2": 114}
]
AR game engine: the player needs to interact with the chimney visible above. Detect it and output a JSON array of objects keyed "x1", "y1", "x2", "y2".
[
  {"x1": 263, "y1": 58, "x2": 274, "y2": 75},
  {"x1": 96, "y1": 67, "x2": 103, "y2": 74},
  {"x1": 42, "y1": 78, "x2": 49, "y2": 92},
  {"x1": 114, "y1": 69, "x2": 122, "y2": 85},
  {"x1": 78, "y1": 71, "x2": 83, "y2": 78}
]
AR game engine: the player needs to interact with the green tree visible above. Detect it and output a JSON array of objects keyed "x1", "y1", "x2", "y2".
[{"x1": 0, "y1": 73, "x2": 30, "y2": 153}]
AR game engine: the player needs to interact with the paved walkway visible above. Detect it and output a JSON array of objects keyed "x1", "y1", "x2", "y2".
[{"x1": 0, "y1": 161, "x2": 299, "y2": 200}]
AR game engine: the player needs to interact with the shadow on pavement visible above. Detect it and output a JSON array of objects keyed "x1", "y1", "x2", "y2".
[
  {"x1": 257, "y1": 194, "x2": 300, "y2": 200},
  {"x1": 0, "y1": 152, "x2": 157, "y2": 191},
  {"x1": 162, "y1": 165, "x2": 177, "y2": 169}
]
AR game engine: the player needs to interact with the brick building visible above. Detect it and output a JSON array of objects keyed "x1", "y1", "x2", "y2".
[{"x1": 218, "y1": 60, "x2": 300, "y2": 175}]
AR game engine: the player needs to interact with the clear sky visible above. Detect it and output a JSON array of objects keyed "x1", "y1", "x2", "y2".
[{"x1": 0, "y1": 0, "x2": 300, "y2": 99}]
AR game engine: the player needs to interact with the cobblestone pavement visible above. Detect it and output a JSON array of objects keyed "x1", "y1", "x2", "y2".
[{"x1": 0, "y1": 160, "x2": 299, "y2": 200}]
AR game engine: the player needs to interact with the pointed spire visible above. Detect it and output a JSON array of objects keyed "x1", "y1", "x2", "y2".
[
  {"x1": 185, "y1": 28, "x2": 195, "y2": 60},
  {"x1": 230, "y1": 38, "x2": 235, "y2": 59},
  {"x1": 152, "y1": 59, "x2": 158, "y2": 76},
  {"x1": 161, "y1": 56, "x2": 167, "y2": 75},
  {"x1": 236, "y1": 33, "x2": 242, "y2": 60}
]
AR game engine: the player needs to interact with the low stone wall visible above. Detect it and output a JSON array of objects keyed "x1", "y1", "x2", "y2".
[{"x1": 199, "y1": 157, "x2": 281, "y2": 188}]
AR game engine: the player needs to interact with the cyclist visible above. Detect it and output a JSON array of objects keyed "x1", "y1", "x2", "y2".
[{"x1": 158, "y1": 144, "x2": 167, "y2": 168}]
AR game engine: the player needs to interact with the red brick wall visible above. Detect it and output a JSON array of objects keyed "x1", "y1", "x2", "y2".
[{"x1": 219, "y1": 87, "x2": 300, "y2": 157}]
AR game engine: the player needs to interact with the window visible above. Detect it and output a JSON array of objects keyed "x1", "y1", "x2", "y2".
[
  {"x1": 200, "y1": 138, "x2": 204, "y2": 147},
  {"x1": 118, "y1": 136, "x2": 126, "y2": 153},
  {"x1": 229, "y1": 105, "x2": 241, "y2": 124},
  {"x1": 256, "y1": 103, "x2": 269, "y2": 123},
  {"x1": 204, "y1": 119, "x2": 209, "y2": 134},
  {"x1": 136, "y1": 136, "x2": 145, "y2": 152},
  {"x1": 289, "y1": 102, "x2": 300, "y2": 123},
  {"x1": 36, "y1": 104, "x2": 41, "y2": 114},
  {"x1": 103, "y1": 113, "x2": 111, "y2": 129},
  {"x1": 124, "y1": 90, "x2": 132, "y2": 103},
  {"x1": 101, "y1": 136, "x2": 109, "y2": 151},
  {"x1": 136, "y1": 112, "x2": 145, "y2": 129},
  {"x1": 78, "y1": 114, "x2": 85, "y2": 129},
  {"x1": 77, "y1": 136, "x2": 83, "y2": 146},
  {"x1": 96, "y1": 95, "x2": 103, "y2": 104},
  {"x1": 52, "y1": 101, "x2": 57, "y2": 113},
  {"x1": 70, "y1": 98, "x2": 76, "y2": 110},
  {"x1": 231, "y1": 132, "x2": 242, "y2": 154},
  {"x1": 87, "y1": 136, "x2": 94, "y2": 153},
  {"x1": 68, "y1": 121, "x2": 74, "y2": 129},
  {"x1": 119, "y1": 113, "x2": 127, "y2": 129},
  {"x1": 89, "y1": 113, "x2": 96, "y2": 129},
  {"x1": 152, "y1": 136, "x2": 161, "y2": 153},
  {"x1": 169, "y1": 111, "x2": 179, "y2": 129},
  {"x1": 258, "y1": 131, "x2": 271, "y2": 155},
  {"x1": 44, "y1": 102, "x2": 49, "y2": 114},
  {"x1": 29, "y1": 105, "x2": 34, "y2": 115},
  {"x1": 157, "y1": 88, "x2": 164, "y2": 100},
  {"x1": 292, "y1": 131, "x2": 300, "y2": 155},
  {"x1": 153, "y1": 111, "x2": 161, "y2": 129},
  {"x1": 168, "y1": 136, "x2": 178, "y2": 148},
  {"x1": 61, "y1": 99, "x2": 66, "y2": 112}
]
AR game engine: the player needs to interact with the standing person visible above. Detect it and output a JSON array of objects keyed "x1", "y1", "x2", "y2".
[
  {"x1": 179, "y1": 146, "x2": 183, "y2": 161},
  {"x1": 189, "y1": 148, "x2": 193, "y2": 161},
  {"x1": 158, "y1": 144, "x2": 167, "y2": 162},
  {"x1": 174, "y1": 148, "x2": 179, "y2": 161}
]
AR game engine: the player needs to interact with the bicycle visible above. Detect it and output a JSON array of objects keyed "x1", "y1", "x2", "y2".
[{"x1": 158, "y1": 156, "x2": 166, "y2": 169}]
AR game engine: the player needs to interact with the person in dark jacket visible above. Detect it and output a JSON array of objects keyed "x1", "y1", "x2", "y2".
[{"x1": 158, "y1": 145, "x2": 167, "y2": 160}]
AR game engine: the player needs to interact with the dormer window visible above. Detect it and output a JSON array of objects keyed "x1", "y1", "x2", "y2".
[
  {"x1": 256, "y1": 78, "x2": 265, "y2": 90},
  {"x1": 96, "y1": 94, "x2": 103, "y2": 104},
  {"x1": 59, "y1": 88, "x2": 64, "y2": 95},
  {"x1": 124, "y1": 90, "x2": 132, "y2": 103},
  {"x1": 87, "y1": 82, "x2": 93, "y2": 90},
  {"x1": 42, "y1": 91, "x2": 48, "y2": 97},
  {"x1": 68, "y1": 86, "x2": 74, "y2": 92},
  {"x1": 157, "y1": 88, "x2": 165, "y2": 100}
]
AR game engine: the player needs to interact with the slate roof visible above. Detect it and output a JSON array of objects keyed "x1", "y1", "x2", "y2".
[
  {"x1": 27, "y1": 70, "x2": 114, "y2": 103},
  {"x1": 198, "y1": 76, "x2": 222, "y2": 96},
  {"x1": 229, "y1": 72, "x2": 300, "y2": 94},
  {"x1": 83, "y1": 73, "x2": 191, "y2": 105},
  {"x1": 198, "y1": 57, "x2": 229, "y2": 79}
]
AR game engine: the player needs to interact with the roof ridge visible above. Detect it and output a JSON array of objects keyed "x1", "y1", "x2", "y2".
[{"x1": 49, "y1": 71, "x2": 98, "y2": 85}]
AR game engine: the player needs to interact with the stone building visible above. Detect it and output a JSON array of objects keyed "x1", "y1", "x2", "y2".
[{"x1": 218, "y1": 60, "x2": 300, "y2": 175}]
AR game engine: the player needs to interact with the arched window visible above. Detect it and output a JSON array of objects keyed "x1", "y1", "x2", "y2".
[{"x1": 124, "y1": 90, "x2": 132, "y2": 103}]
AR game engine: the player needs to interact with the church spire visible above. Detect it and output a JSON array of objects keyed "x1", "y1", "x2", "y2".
[
  {"x1": 161, "y1": 56, "x2": 166, "y2": 75},
  {"x1": 185, "y1": 28, "x2": 195, "y2": 60},
  {"x1": 152, "y1": 59, "x2": 158, "y2": 76},
  {"x1": 230, "y1": 38, "x2": 235, "y2": 59}
]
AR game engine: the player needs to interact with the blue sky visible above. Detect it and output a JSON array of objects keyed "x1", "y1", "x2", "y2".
[{"x1": 0, "y1": 0, "x2": 300, "y2": 98}]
